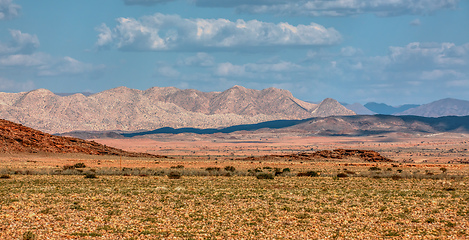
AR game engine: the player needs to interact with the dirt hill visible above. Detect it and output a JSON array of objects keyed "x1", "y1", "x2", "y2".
[
  {"x1": 0, "y1": 86, "x2": 353, "y2": 133},
  {"x1": 0, "y1": 119, "x2": 160, "y2": 157}
]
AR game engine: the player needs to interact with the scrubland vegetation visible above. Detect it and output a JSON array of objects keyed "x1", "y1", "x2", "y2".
[{"x1": 1, "y1": 163, "x2": 468, "y2": 239}]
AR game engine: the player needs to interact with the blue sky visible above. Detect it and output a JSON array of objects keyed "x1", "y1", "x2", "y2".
[{"x1": 0, "y1": 0, "x2": 468, "y2": 105}]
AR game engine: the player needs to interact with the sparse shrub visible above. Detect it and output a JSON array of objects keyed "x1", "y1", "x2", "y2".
[
  {"x1": 168, "y1": 171, "x2": 181, "y2": 179},
  {"x1": 397, "y1": 169, "x2": 403, "y2": 173},
  {"x1": 391, "y1": 175, "x2": 402, "y2": 180},
  {"x1": 336, "y1": 172, "x2": 348, "y2": 178},
  {"x1": 23, "y1": 231, "x2": 36, "y2": 240},
  {"x1": 205, "y1": 167, "x2": 220, "y2": 171},
  {"x1": 253, "y1": 167, "x2": 262, "y2": 172},
  {"x1": 344, "y1": 170, "x2": 355, "y2": 175},
  {"x1": 84, "y1": 173, "x2": 97, "y2": 179},
  {"x1": 282, "y1": 168, "x2": 291, "y2": 172},
  {"x1": 256, "y1": 173, "x2": 274, "y2": 179},
  {"x1": 443, "y1": 187, "x2": 456, "y2": 191},
  {"x1": 224, "y1": 166, "x2": 236, "y2": 172},
  {"x1": 425, "y1": 218, "x2": 435, "y2": 223},
  {"x1": 170, "y1": 165, "x2": 184, "y2": 169},
  {"x1": 369, "y1": 166, "x2": 381, "y2": 171},
  {"x1": 440, "y1": 167, "x2": 447, "y2": 173},
  {"x1": 263, "y1": 166, "x2": 272, "y2": 170},
  {"x1": 63, "y1": 165, "x2": 75, "y2": 170},
  {"x1": 73, "y1": 162, "x2": 86, "y2": 168},
  {"x1": 297, "y1": 171, "x2": 319, "y2": 177},
  {"x1": 0, "y1": 174, "x2": 11, "y2": 179}
]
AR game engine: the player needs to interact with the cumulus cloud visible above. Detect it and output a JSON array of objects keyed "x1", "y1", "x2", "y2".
[
  {"x1": 0, "y1": 29, "x2": 39, "y2": 55},
  {"x1": 194, "y1": 0, "x2": 459, "y2": 17},
  {"x1": 0, "y1": 0, "x2": 20, "y2": 20},
  {"x1": 123, "y1": 0, "x2": 175, "y2": 6},
  {"x1": 95, "y1": 13, "x2": 341, "y2": 51},
  {"x1": 387, "y1": 42, "x2": 469, "y2": 71}
]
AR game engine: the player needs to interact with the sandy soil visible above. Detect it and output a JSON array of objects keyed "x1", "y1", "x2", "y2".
[{"x1": 93, "y1": 132, "x2": 469, "y2": 164}]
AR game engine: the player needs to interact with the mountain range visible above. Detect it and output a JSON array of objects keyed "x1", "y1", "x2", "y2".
[
  {"x1": 0, "y1": 85, "x2": 354, "y2": 134},
  {"x1": 63, "y1": 114, "x2": 469, "y2": 139}
]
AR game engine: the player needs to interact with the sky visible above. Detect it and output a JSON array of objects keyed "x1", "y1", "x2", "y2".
[{"x1": 0, "y1": 0, "x2": 468, "y2": 105}]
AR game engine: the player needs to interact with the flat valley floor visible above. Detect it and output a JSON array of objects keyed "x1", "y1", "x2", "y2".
[{"x1": 1, "y1": 133, "x2": 469, "y2": 239}]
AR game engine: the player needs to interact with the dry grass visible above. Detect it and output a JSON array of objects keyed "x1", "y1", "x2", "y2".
[{"x1": 1, "y1": 174, "x2": 468, "y2": 239}]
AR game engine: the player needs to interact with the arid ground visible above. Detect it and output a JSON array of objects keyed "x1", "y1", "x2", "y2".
[{"x1": 1, "y1": 133, "x2": 468, "y2": 239}]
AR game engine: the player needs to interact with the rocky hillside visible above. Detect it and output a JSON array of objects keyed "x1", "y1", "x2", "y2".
[
  {"x1": 311, "y1": 98, "x2": 355, "y2": 117},
  {"x1": 0, "y1": 119, "x2": 160, "y2": 157},
  {"x1": 397, "y1": 98, "x2": 469, "y2": 117},
  {"x1": 0, "y1": 86, "x2": 354, "y2": 133}
]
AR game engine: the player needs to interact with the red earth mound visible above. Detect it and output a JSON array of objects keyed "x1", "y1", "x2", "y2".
[
  {"x1": 0, "y1": 119, "x2": 164, "y2": 158},
  {"x1": 243, "y1": 149, "x2": 393, "y2": 162}
]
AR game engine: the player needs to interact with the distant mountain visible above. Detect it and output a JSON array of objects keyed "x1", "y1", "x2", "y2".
[
  {"x1": 397, "y1": 98, "x2": 469, "y2": 117},
  {"x1": 0, "y1": 119, "x2": 159, "y2": 157},
  {"x1": 65, "y1": 114, "x2": 469, "y2": 139},
  {"x1": 0, "y1": 86, "x2": 354, "y2": 133},
  {"x1": 364, "y1": 102, "x2": 419, "y2": 115},
  {"x1": 345, "y1": 103, "x2": 375, "y2": 115},
  {"x1": 289, "y1": 115, "x2": 469, "y2": 135},
  {"x1": 311, "y1": 98, "x2": 355, "y2": 117}
]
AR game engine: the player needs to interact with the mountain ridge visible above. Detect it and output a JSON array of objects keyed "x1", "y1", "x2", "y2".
[{"x1": 0, "y1": 86, "x2": 354, "y2": 134}]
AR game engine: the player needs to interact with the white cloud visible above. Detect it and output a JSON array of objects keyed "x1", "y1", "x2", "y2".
[
  {"x1": 0, "y1": 0, "x2": 20, "y2": 20},
  {"x1": 0, "y1": 52, "x2": 103, "y2": 77},
  {"x1": 0, "y1": 30, "x2": 103, "y2": 78},
  {"x1": 177, "y1": 52, "x2": 214, "y2": 67},
  {"x1": 0, "y1": 77, "x2": 34, "y2": 92},
  {"x1": 387, "y1": 42, "x2": 469, "y2": 70},
  {"x1": 37, "y1": 56, "x2": 104, "y2": 77},
  {"x1": 0, "y1": 29, "x2": 39, "y2": 55},
  {"x1": 0, "y1": 52, "x2": 50, "y2": 66},
  {"x1": 410, "y1": 18, "x2": 421, "y2": 26},
  {"x1": 420, "y1": 69, "x2": 462, "y2": 80},
  {"x1": 157, "y1": 65, "x2": 180, "y2": 78},
  {"x1": 194, "y1": 0, "x2": 459, "y2": 17},
  {"x1": 123, "y1": 0, "x2": 175, "y2": 6},
  {"x1": 215, "y1": 61, "x2": 302, "y2": 81},
  {"x1": 95, "y1": 24, "x2": 113, "y2": 50},
  {"x1": 95, "y1": 13, "x2": 341, "y2": 51}
]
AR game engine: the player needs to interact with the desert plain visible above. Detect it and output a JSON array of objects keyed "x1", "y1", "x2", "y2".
[{"x1": 1, "y1": 132, "x2": 469, "y2": 239}]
